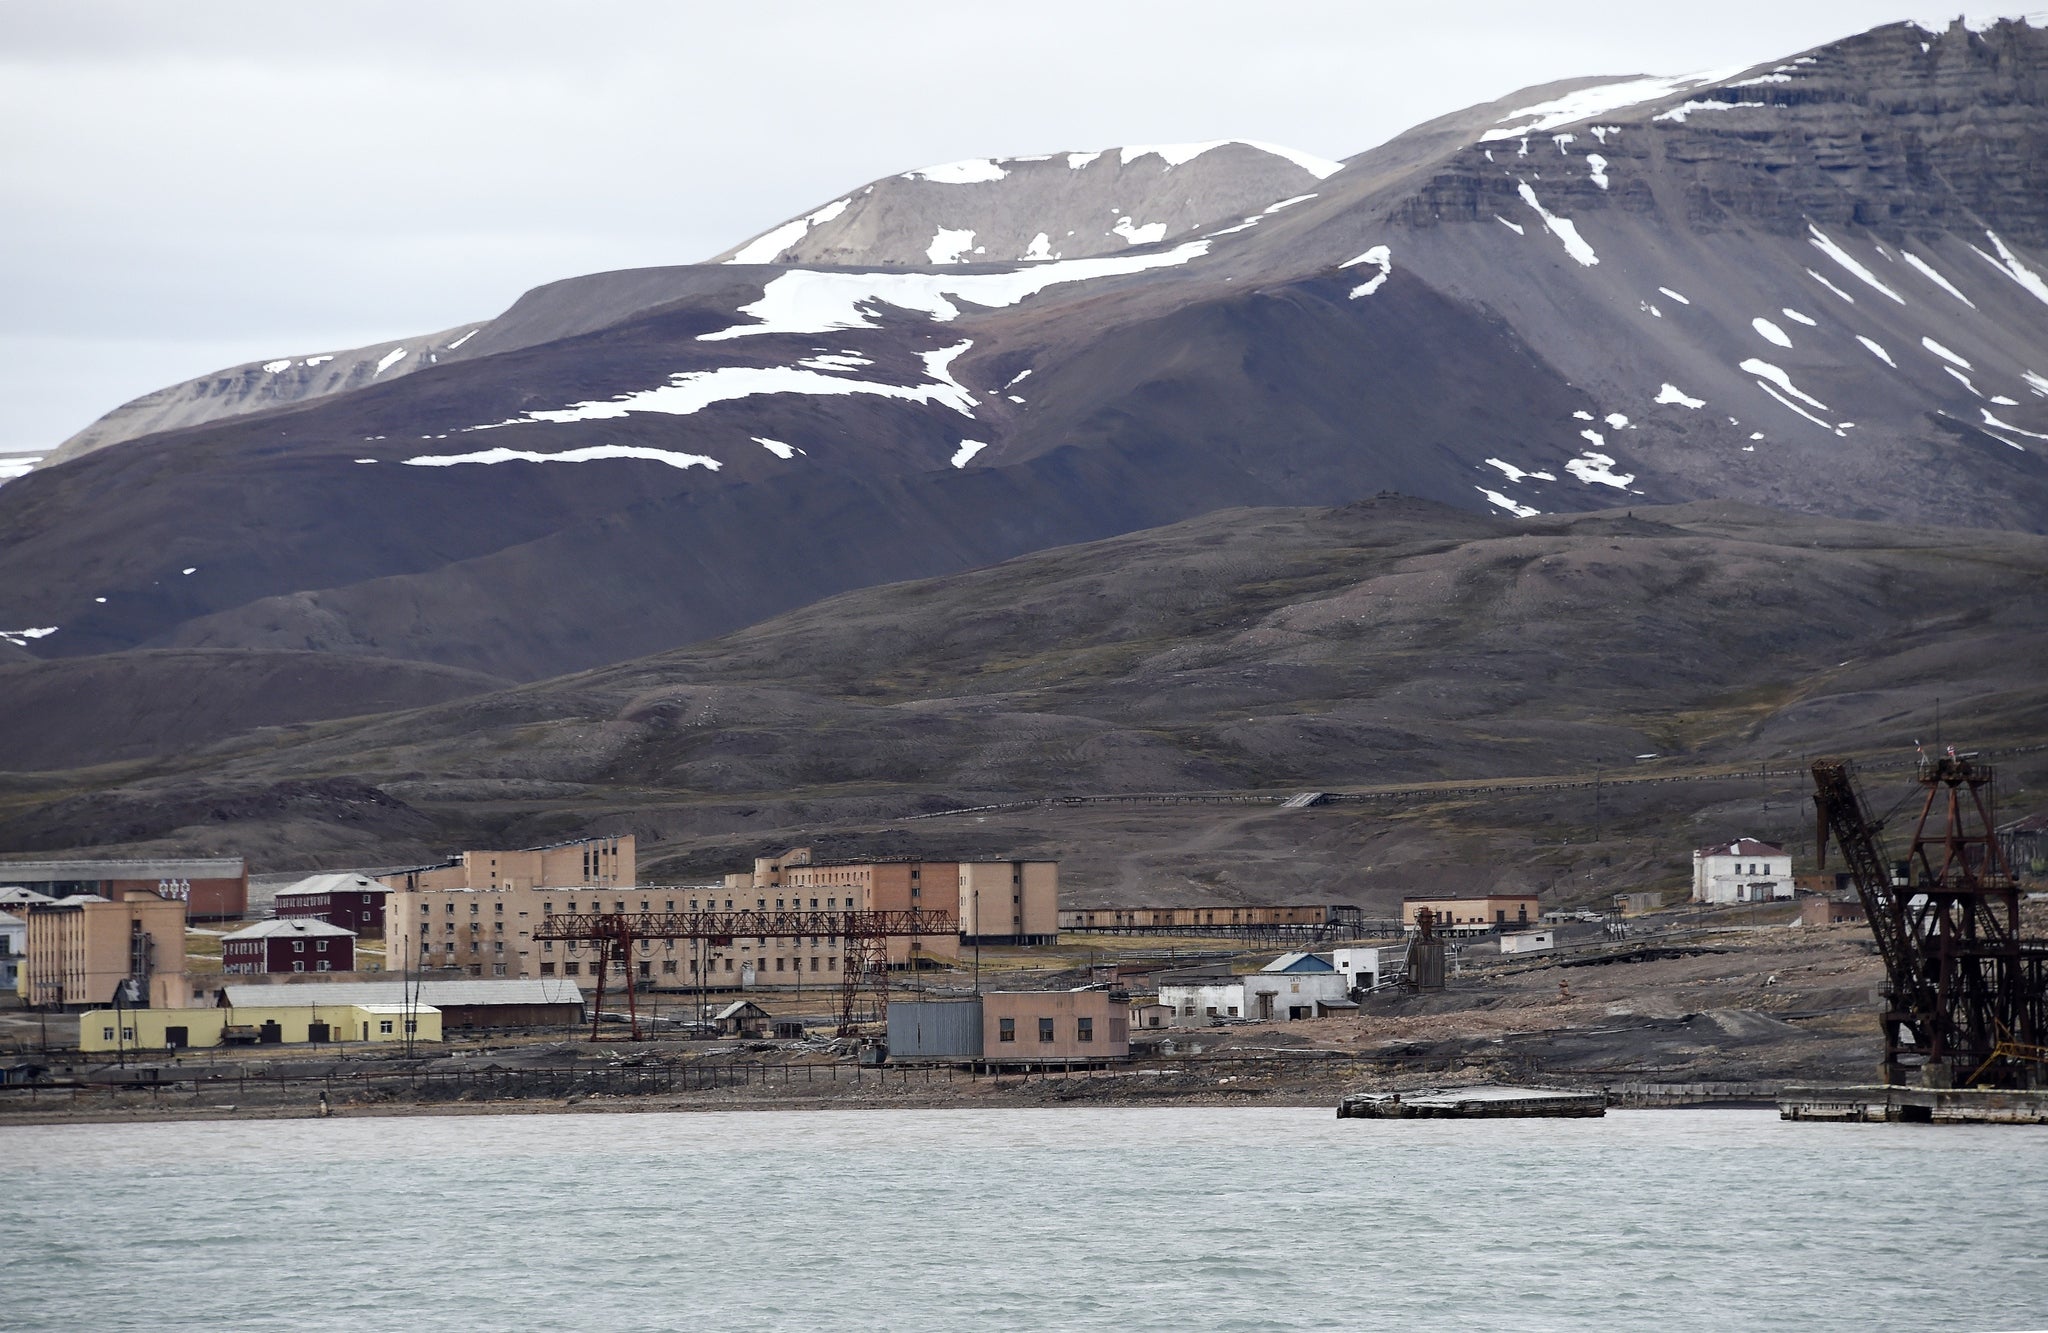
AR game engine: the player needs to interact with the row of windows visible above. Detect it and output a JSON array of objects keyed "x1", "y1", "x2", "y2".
[
  {"x1": 996, "y1": 1016, "x2": 1095, "y2": 1043},
  {"x1": 414, "y1": 893, "x2": 871, "y2": 918},
  {"x1": 533, "y1": 955, "x2": 842, "y2": 977}
]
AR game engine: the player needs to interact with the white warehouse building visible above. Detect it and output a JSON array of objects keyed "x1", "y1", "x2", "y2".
[{"x1": 1692, "y1": 838, "x2": 1794, "y2": 904}]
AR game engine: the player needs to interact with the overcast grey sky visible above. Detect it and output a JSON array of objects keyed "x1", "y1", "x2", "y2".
[{"x1": 0, "y1": 1, "x2": 2025, "y2": 454}]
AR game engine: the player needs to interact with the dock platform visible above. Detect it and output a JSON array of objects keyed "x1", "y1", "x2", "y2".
[
  {"x1": 1338, "y1": 1085, "x2": 1606, "y2": 1119},
  {"x1": 1778, "y1": 1084, "x2": 2048, "y2": 1124}
]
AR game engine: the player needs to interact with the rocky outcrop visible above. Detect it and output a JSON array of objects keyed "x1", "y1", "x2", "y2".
[
  {"x1": 1404, "y1": 20, "x2": 2048, "y2": 241},
  {"x1": 709, "y1": 140, "x2": 1340, "y2": 268},
  {"x1": 44, "y1": 323, "x2": 485, "y2": 467}
]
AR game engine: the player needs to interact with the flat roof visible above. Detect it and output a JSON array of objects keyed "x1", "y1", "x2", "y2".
[
  {"x1": 0, "y1": 858, "x2": 245, "y2": 881},
  {"x1": 1401, "y1": 893, "x2": 1539, "y2": 903},
  {"x1": 221, "y1": 979, "x2": 584, "y2": 1008}
]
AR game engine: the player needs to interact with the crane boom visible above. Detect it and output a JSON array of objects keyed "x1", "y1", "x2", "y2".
[{"x1": 1811, "y1": 755, "x2": 2048, "y2": 1089}]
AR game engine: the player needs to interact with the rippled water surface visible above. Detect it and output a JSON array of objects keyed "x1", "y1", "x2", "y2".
[{"x1": 8, "y1": 1107, "x2": 2046, "y2": 1331}]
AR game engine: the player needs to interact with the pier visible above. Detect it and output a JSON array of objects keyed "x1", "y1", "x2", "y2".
[
  {"x1": 1778, "y1": 1084, "x2": 2048, "y2": 1124},
  {"x1": 1338, "y1": 1085, "x2": 1607, "y2": 1119}
]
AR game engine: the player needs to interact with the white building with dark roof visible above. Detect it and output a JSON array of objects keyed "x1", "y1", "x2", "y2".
[{"x1": 1692, "y1": 838, "x2": 1794, "y2": 904}]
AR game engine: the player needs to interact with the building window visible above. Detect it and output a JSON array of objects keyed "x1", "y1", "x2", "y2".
[
  {"x1": 776, "y1": 958, "x2": 786, "y2": 971},
  {"x1": 379, "y1": 1020, "x2": 394, "y2": 1034},
  {"x1": 292, "y1": 962, "x2": 304, "y2": 972},
  {"x1": 316, "y1": 940, "x2": 327, "y2": 952},
  {"x1": 103, "y1": 1027, "x2": 115, "y2": 1041},
  {"x1": 662, "y1": 960, "x2": 678, "y2": 974},
  {"x1": 1078, "y1": 1017, "x2": 1094, "y2": 1042},
  {"x1": 1039, "y1": 1018, "x2": 1055, "y2": 1042},
  {"x1": 317, "y1": 961, "x2": 331, "y2": 972},
  {"x1": 294, "y1": 941, "x2": 305, "y2": 953},
  {"x1": 999, "y1": 1018, "x2": 1016, "y2": 1043},
  {"x1": 565, "y1": 962, "x2": 580, "y2": 976},
  {"x1": 539, "y1": 961, "x2": 556, "y2": 976},
  {"x1": 1227, "y1": 1006, "x2": 1239, "y2": 1017},
  {"x1": 421, "y1": 904, "x2": 431, "y2": 916},
  {"x1": 494, "y1": 964, "x2": 507, "y2": 976}
]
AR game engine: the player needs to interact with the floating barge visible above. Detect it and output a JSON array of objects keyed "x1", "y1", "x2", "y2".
[
  {"x1": 1778, "y1": 1083, "x2": 2048, "y2": 1124},
  {"x1": 1338, "y1": 1085, "x2": 1607, "y2": 1119}
]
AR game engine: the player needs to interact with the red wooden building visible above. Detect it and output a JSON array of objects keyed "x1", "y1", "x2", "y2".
[
  {"x1": 273, "y1": 873, "x2": 389, "y2": 937},
  {"x1": 220, "y1": 919, "x2": 356, "y2": 974}
]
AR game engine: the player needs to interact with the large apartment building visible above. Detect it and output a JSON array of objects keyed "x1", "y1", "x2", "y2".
[
  {"x1": 380, "y1": 835, "x2": 634, "y2": 894},
  {"x1": 21, "y1": 888, "x2": 196, "y2": 1009},
  {"x1": 745, "y1": 849, "x2": 1060, "y2": 953},
  {"x1": 381, "y1": 840, "x2": 1056, "y2": 990}
]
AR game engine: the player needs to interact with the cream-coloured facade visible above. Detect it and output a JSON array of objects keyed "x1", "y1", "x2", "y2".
[
  {"x1": 956, "y1": 861, "x2": 1059, "y2": 945},
  {"x1": 383, "y1": 843, "x2": 1056, "y2": 992},
  {"x1": 381, "y1": 835, "x2": 634, "y2": 894},
  {"x1": 22, "y1": 889, "x2": 196, "y2": 1010},
  {"x1": 384, "y1": 881, "x2": 862, "y2": 989},
  {"x1": 78, "y1": 1002, "x2": 441, "y2": 1052}
]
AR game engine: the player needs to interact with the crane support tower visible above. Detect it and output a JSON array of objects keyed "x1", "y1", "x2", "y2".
[
  {"x1": 531, "y1": 907, "x2": 954, "y2": 1041},
  {"x1": 1811, "y1": 755, "x2": 2048, "y2": 1088}
]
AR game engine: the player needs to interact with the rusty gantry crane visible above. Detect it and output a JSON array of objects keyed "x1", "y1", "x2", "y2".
[
  {"x1": 1812, "y1": 754, "x2": 2048, "y2": 1088},
  {"x1": 531, "y1": 906, "x2": 954, "y2": 1041}
]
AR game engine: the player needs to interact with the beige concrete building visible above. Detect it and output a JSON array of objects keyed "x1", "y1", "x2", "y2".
[
  {"x1": 982, "y1": 989, "x2": 1129, "y2": 1064},
  {"x1": 1401, "y1": 893, "x2": 1540, "y2": 934},
  {"x1": 383, "y1": 842, "x2": 1054, "y2": 993},
  {"x1": 21, "y1": 889, "x2": 196, "y2": 1010},
  {"x1": 380, "y1": 835, "x2": 634, "y2": 894},
  {"x1": 385, "y1": 880, "x2": 834, "y2": 990},
  {"x1": 957, "y1": 861, "x2": 1059, "y2": 945}
]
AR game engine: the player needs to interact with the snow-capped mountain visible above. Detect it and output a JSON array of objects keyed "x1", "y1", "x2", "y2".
[{"x1": 3, "y1": 17, "x2": 2046, "y2": 688}]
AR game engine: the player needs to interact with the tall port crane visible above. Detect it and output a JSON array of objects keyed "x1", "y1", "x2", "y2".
[
  {"x1": 1811, "y1": 755, "x2": 2048, "y2": 1088},
  {"x1": 531, "y1": 907, "x2": 954, "y2": 1041}
]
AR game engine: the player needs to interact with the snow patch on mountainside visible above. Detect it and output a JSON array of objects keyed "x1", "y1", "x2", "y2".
[
  {"x1": 1341, "y1": 245, "x2": 1392, "y2": 298},
  {"x1": 1480, "y1": 68, "x2": 1748, "y2": 141},
  {"x1": 699, "y1": 242, "x2": 1211, "y2": 340},
  {"x1": 727, "y1": 199, "x2": 853, "y2": 265},
  {"x1": 402, "y1": 445, "x2": 723, "y2": 472},
  {"x1": 1976, "y1": 230, "x2": 2048, "y2": 306},
  {"x1": 927, "y1": 228, "x2": 978, "y2": 264},
  {"x1": 1517, "y1": 183, "x2": 1598, "y2": 266},
  {"x1": 1809, "y1": 226, "x2": 1905, "y2": 303},
  {"x1": 903, "y1": 159, "x2": 1008, "y2": 184},
  {"x1": 465, "y1": 353, "x2": 981, "y2": 434}
]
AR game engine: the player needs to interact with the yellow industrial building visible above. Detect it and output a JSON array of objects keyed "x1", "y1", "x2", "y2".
[{"x1": 77, "y1": 1002, "x2": 441, "y2": 1052}]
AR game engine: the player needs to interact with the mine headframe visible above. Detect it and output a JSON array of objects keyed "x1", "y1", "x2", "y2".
[
  {"x1": 1812, "y1": 755, "x2": 2048, "y2": 1089},
  {"x1": 531, "y1": 907, "x2": 955, "y2": 1041}
]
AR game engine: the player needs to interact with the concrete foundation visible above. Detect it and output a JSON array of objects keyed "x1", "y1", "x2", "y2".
[
  {"x1": 1338, "y1": 1085, "x2": 1606, "y2": 1118},
  {"x1": 1778, "y1": 1083, "x2": 2048, "y2": 1124}
]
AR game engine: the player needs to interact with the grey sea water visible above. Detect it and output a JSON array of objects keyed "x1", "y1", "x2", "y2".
[{"x1": 5, "y1": 1106, "x2": 2044, "y2": 1332}]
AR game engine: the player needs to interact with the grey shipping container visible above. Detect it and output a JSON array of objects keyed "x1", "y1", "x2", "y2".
[{"x1": 887, "y1": 998, "x2": 983, "y2": 1060}]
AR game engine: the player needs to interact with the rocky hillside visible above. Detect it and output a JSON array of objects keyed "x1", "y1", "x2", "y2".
[
  {"x1": 3, "y1": 17, "x2": 2046, "y2": 740},
  {"x1": 3, "y1": 497, "x2": 2044, "y2": 901}
]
